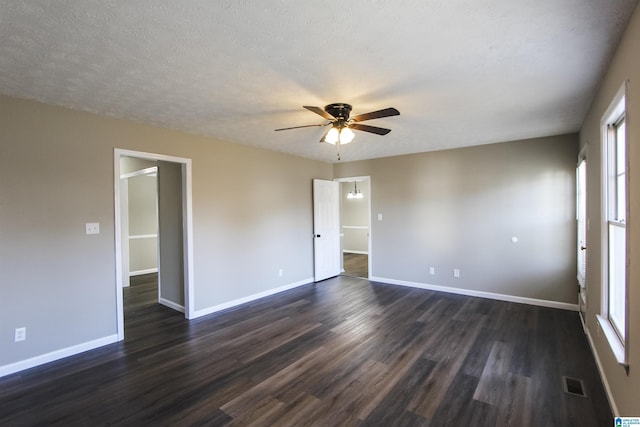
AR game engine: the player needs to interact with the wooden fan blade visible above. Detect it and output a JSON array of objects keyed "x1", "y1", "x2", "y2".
[
  {"x1": 318, "y1": 128, "x2": 332, "y2": 143},
  {"x1": 304, "y1": 106, "x2": 336, "y2": 120},
  {"x1": 351, "y1": 107, "x2": 400, "y2": 122},
  {"x1": 275, "y1": 123, "x2": 329, "y2": 131},
  {"x1": 350, "y1": 123, "x2": 392, "y2": 135}
]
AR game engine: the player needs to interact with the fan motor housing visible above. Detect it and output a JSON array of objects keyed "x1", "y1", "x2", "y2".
[{"x1": 325, "y1": 103, "x2": 352, "y2": 120}]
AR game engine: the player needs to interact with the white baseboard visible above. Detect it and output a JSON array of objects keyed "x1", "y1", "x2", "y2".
[
  {"x1": 159, "y1": 297, "x2": 185, "y2": 313},
  {"x1": 0, "y1": 334, "x2": 118, "y2": 379},
  {"x1": 584, "y1": 327, "x2": 619, "y2": 416},
  {"x1": 369, "y1": 276, "x2": 579, "y2": 311},
  {"x1": 192, "y1": 277, "x2": 314, "y2": 319},
  {"x1": 129, "y1": 268, "x2": 158, "y2": 276}
]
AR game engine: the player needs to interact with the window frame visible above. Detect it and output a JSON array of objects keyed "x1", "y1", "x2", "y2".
[{"x1": 597, "y1": 81, "x2": 629, "y2": 370}]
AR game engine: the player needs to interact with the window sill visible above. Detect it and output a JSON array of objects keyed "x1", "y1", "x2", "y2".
[{"x1": 596, "y1": 315, "x2": 627, "y2": 369}]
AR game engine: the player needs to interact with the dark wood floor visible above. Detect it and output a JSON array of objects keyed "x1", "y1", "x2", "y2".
[
  {"x1": 343, "y1": 253, "x2": 368, "y2": 278},
  {"x1": 0, "y1": 276, "x2": 611, "y2": 426}
]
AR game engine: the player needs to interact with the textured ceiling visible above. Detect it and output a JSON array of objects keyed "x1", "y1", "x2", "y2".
[{"x1": 0, "y1": 1, "x2": 636, "y2": 163}]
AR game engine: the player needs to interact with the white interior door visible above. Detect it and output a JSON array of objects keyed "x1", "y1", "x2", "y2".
[
  {"x1": 313, "y1": 179, "x2": 341, "y2": 282},
  {"x1": 576, "y1": 157, "x2": 587, "y2": 323}
]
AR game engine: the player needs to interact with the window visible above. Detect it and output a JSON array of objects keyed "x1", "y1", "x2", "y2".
[
  {"x1": 607, "y1": 115, "x2": 626, "y2": 340},
  {"x1": 598, "y1": 82, "x2": 628, "y2": 368}
]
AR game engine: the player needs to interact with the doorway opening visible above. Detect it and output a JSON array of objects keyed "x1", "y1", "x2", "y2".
[
  {"x1": 120, "y1": 164, "x2": 158, "y2": 289},
  {"x1": 336, "y1": 177, "x2": 371, "y2": 279},
  {"x1": 114, "y1": 149, "x2": 194, "y2": 341}
]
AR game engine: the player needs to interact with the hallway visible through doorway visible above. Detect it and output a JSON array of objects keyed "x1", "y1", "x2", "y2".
[
  {"x1": 114, "y1": 148, "x2": 195, "y2": 341},
  {"x1": 338, "y1": 177, "x2": 371, "y2": 280},
  {"x1": 342, "y1": 253, "x2": 368, "y2": 278}
]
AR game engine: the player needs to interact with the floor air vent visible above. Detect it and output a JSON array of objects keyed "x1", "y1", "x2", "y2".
[{"x1": 562, "y1": 376, "x2": 587, "y2": 398}]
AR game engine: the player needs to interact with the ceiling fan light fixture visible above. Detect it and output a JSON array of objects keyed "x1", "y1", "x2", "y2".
[
  {"x1": 277, "y1": 104, "x2": 399, "y2": 159},
  {"x1": 324, "y1": 126, "x2": 355, "y2": 145},
  {"x1": 340, "y1": 127, "x2": 355, "y2": 144},
  {"x1": 324, "y1": 127, "x2": 340, "y2": 144}
]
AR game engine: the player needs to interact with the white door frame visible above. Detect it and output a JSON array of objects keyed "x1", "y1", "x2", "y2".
[
  {"x1": 335, "y1": 176, "x2": 372, "y2": 278},
  {"x1": 114, "y1": 148, "x2": 195, "y2": 340}
]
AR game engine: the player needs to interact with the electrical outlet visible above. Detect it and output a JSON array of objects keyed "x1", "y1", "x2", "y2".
[
  {"x1": 85, "y1": 222, "x2": 100, "y2": 235},
  {"x1": 278, "y1": 269, "x2": 283, "y2": 277},
  {"x1": 453, "y1": 269, "x2": 461, "y2": 278},
  {"x1": 15, "y1": 327, "x2": 26, "y2": 342},
  {"x1": 429, "y1": 267, "x2": 435, "y2": 275}
]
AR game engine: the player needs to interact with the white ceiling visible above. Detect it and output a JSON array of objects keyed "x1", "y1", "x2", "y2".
[{"x1": 0, "y1": 1, "x2": 636, "y2": 163}]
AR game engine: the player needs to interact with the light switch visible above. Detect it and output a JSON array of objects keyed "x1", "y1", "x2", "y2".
[
  {"x1": 86, "y1": 223, "x2": 100, "y2": 235},
  {"x1": 377, "y1": 213, "x2": 383, "y2": 221}
]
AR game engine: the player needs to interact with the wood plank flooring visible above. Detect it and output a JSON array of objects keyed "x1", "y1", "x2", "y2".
[
  {"x1": 343, "y1": 253, "x2": 368, "y2": 278},
  {"x1": 0, "y1": 276, "x2": 612, "y2": 426}
]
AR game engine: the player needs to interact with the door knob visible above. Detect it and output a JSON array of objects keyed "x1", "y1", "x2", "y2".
[
  {"x1": 580, "y1": 245, "x2": 587, "y2": 251},
  {"x1": 316, "y1": 234, "x2": 321, "y2": 238}
]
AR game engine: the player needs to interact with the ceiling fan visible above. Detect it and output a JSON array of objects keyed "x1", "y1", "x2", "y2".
[{"x1": 275, "y1": 103, "x2": 400, "y2": 159}]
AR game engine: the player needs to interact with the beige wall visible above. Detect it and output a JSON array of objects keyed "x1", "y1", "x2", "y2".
[
  {"x1": 128, "y1": 173, "x2": 157, "y2": 237},
  {"x1": 0, "y1": 95, "x2": 332, "y2": 368},
  {"x1": 335, "y1": 134, "x2": 578, "y2": 304},
  {"x1": 157, "y1": 160, "x2": 184, "y2": 308},
  {"x1": 120, "y1": 156, "x2": 157, "y2": 175},
  {"x1": 579, "y1": 4, "x2": 640, "y2": 416}
]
